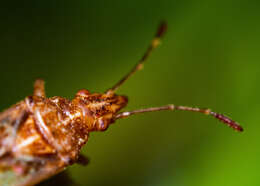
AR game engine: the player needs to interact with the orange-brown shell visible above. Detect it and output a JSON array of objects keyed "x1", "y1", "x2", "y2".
[
  {"x1": 0, "y1": 96, "x2": 89, "y2": 177},
  {"x1": 0, "y1": 91, "x2": 128, "y2": 186},
  {"x1": 14, "y1": 115, "x2": 55, "y2": 156},
  {"x1": 24, "y1": 95, "x2": 89, "y2": 163}
]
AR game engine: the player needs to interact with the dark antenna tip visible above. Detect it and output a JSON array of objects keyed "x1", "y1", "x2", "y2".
[
  {"x1": 211, "y1": 112, "x2": 243, "y2": 132},
  {"x1": 156, "y1": 21, "x2": 168, "y2": 38}
]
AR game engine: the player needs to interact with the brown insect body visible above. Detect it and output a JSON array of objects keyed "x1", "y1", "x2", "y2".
[
  {"x1": 0, "y1": 86, "x2": 128, "y2": 185},
  {"x1": 0, "y1": 22, "x2": 243, "y2": 186},
  {"x1": 24, "y1": 91, "x2": 127, "y2": 161}
]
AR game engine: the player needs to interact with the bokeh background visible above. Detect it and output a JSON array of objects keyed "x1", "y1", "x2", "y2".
[{"x1": 0, "y1": 1, "x2": 259, "y2": 186}]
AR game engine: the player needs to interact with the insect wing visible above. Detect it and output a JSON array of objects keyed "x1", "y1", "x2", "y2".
[
  {"x1": 0, "y1": 103, "x2": 64, "y2": 186},
  {"x1": 0, "y1": 162, "x2": 65, "y2": 186},
  {"x1": 0, "y1": 103, "x2": 28, "y2": 158}
]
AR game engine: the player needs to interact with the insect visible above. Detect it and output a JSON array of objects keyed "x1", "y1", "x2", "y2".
[{"x1": 0, "y1": 22, "x2": 243, "y2": 186}]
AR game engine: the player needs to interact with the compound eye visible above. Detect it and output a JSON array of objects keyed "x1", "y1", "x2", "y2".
[
  {"x1": 76, "y1": 89, "x2": 90, "y2": 97},
  {"x1": 97, "y1": 119, "x2": 108, "y2": 131}
]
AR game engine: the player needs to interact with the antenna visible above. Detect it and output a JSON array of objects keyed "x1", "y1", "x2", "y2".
[
  {"x1": 115, "y1": 105, "x2": 243, "y2": 132},
  {"x1": 106, "y1": 22, "x2": 167, "y2": 95}
]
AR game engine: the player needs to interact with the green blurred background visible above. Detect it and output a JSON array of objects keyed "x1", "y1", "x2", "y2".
[{"x1": 0, "y1": 1, "x2": 259, "y2": 185}]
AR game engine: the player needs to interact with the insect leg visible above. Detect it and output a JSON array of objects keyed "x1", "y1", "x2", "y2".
[
  {"x1": 33, "y1": 79, "x2": 46, "y2": 97},
  {"x1": 115, "y1": 105, "x2": 243, "y2": 132},
  {"x1": 76, "y1": 154, "x2": 90, "y2": 166},
  {"x1": 12, "y1": 110, "x2": 29, "y2": 134},
  {"x1": 106, "y1": 21, "x2": 167, "y2": 94}
]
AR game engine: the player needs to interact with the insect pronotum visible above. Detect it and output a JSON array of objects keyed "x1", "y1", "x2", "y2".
[{"x1": 0, "y1": 22, "x2": 243, "y2": 186}]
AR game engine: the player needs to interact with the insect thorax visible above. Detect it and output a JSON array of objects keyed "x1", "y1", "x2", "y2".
[{"x1": 23, "y1": 96, "x2": 89, "y2": 164}]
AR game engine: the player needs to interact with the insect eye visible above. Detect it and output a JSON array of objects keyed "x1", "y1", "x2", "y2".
[
  {"x1": 76, "y1": 89, "x2": 90, "y2": 97},
  {"x1": 97, "y1": 119, "x2": 108, "y2": 131}
]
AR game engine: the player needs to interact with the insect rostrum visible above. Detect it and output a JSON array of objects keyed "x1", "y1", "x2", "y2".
[{"x1": 0, "y1": 22, "x2": 243, "y2": 186}]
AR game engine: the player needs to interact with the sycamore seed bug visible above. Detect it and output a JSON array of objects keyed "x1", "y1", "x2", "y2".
[{"x1": 0, "y1": 22, "x2": 243, "y2": 186}]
